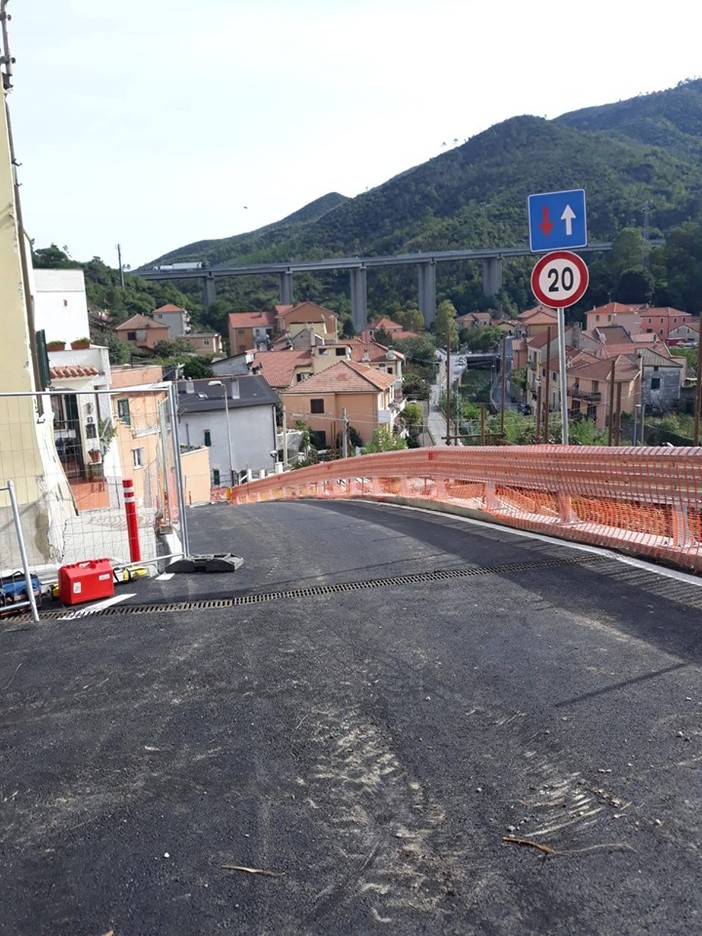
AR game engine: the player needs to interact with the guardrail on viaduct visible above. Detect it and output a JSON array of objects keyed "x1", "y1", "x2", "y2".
[{"x1": 229, "y1": 446, "x2": 702, "y2": 574}]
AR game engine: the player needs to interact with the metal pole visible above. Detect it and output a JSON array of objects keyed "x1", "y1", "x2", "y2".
[
  {"x1": 168, "y1": 382, "x2": 191, "y2": 559},
  {"x1": 557, "y1": 308, "x2": 569, "y2": 445},
  {"x1": 500, "y1": 337, "x2": 506, "y2": 439},
  {"x1": 544, "y1": 326, "x2": 551, "y2": 443},
  {"x1": 608, "y1": 358, "x2": 616, "y2": 445},
  {"x1": 6, "y1": 479, "x2": 40, "y2": 623},
  {"x1": 447, "y1": 338, "x2": 453, "y2": 446},
  {"x1": 223, "y1": 390, "x2": 235, "y2": 485},
  {"x1": 282, "y1": 406, "x2": 288, "y2": 468},
  {"x1": 695, "y1": 330, "x2": 702, "y2": 445}
]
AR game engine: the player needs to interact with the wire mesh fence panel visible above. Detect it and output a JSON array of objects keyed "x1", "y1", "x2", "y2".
[{"x1": 0, "y1": 388, "x2": 187, "y2": 579}]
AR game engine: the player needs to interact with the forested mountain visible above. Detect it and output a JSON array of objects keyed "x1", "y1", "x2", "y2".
[
  {"x1": 136, "y1": 78, "x2": 702, "y2": 331},
  {"x1": 37, "y1": 80, "x2": 702, "y2": 337}
]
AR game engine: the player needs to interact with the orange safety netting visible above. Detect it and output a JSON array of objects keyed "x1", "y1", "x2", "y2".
[{"x1": 228, "y1": 446, "x2": 702, "y2": 574}]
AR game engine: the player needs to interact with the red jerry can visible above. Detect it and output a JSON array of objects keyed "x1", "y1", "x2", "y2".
[{"x1": 58, "y1": 559, "x2": 115, "y2": 606}]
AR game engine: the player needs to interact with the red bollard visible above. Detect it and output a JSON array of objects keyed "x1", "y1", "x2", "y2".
[{"x1": 122, "y1": 479, "x2": 142, "y2": 562}]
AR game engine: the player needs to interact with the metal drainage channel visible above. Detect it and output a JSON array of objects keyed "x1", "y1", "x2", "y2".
[{"x1": 30, "y1": 554, "x2": 609, "y2": 620}]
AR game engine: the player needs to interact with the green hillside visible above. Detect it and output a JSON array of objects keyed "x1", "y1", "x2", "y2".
[{"x1": 38, "y1": 79, "x2": 702, "y2": 336}]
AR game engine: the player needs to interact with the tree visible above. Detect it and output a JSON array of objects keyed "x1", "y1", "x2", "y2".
[
  {"x1": 361, "y1": 427, "x2": 407, "y2": 453},
  {"x1": 464, "y1": 325, "x2": 502, "y2": 352},
  {"x1": 402, "y1": 402, "x2": 424, "y2": 448},
  {"x1": 181, "y1": 356, "x2": 213, "y2": 379},
  {"x1": 434, "y1": 299, "x2": 458, "y2": 349},
  {"x1": 402, "y1": 373, "x2": 431, "y2": 401}
]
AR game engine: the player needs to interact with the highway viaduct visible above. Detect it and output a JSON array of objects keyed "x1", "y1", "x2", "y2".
[{"x1": 140, "y1": 242, "x2": 615, "y2": 330}]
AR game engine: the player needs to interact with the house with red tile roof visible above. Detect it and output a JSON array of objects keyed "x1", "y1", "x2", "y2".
[
  {"x1": 281, "y1": 359, "x2": 404, "y2": 447},
  {"x1": 152, "y1": 303, "x2": 191, "y2": 338},
  {"x1": 115, "y1": 314, "x2": 170, "y2": 350},
  {"x1": 456, "y1": 311, "x2": 493, "y2": 329},
  {"x1": 275, "y1": 302, "x2": 338, "y2": 342},
  {"x1": 227, "y1": 310, "x2": 276, "y2": 356},
  {"x1": 567, "y1": 355, "x2": 641, "y2": 431}
]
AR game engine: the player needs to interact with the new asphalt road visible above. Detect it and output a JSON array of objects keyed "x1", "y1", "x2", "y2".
[{"x1": 2, "y1": 500, "x2": 702, "y2": 935}]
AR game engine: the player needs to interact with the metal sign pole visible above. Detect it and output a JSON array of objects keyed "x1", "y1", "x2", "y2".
[{"x1": 557, "y1": 308, "x2": 569, "y2": 444}]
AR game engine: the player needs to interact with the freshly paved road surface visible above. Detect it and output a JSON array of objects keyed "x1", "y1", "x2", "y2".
[{"x1": 2, "y1": 500, "x2": 702, "y2": 935}]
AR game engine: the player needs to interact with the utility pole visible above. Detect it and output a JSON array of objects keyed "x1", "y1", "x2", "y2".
[
  {"x1": 607, "y1": 358, "x2": 616, "y2": 446},
  {"x1": 445, "y1": 330, "x2": 452, "y2": 444},
  {"x1": 117, "y1": 243, "x2": 125, "y2": 287},
  {"x1": 282, "y1": 406, "x2": 288, "y2": 468},
  {"x1": 500, "y1": 337, "x2": 506, "y2": 439},
  {"x1": 341, "y1": 408, "x2": 349, "y2": 458}
]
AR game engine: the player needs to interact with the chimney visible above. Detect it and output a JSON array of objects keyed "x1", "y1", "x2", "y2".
[
  {"x1": 185, "y1": 380, "x2": 195, "y2": 394},
  {"x1": 229, "y1": 378, "x2": 240, "y2": 400}
]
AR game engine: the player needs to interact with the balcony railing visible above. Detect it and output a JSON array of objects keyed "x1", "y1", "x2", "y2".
[{"x1": 570, "y1": 389, "x2": 602, "y2": 402}]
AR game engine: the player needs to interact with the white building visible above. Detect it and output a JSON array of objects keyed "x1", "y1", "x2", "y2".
[
  {"x1": 177, "y1": 376, "x2": 280, "y2": 485},
  {"x1": 33, "y1": 268, "x2": 91, "y2": 345}
]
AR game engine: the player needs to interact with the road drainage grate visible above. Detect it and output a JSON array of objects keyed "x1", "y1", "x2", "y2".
[{"x1": 22, "y1": 554, "x2": 609, "y2": 621}]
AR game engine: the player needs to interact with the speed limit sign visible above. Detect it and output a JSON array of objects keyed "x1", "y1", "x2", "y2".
[{"x1": 530, "y1": 250, "x2": 589, "y2": 308}]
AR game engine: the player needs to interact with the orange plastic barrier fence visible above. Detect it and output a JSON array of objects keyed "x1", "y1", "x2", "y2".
[{"x1": 229, "y1": 446, "x2": 702, "y2": 574}]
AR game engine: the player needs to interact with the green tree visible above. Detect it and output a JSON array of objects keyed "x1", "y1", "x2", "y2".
[
  {"x1": 402, "y1": 402, "x2": 424, "y2": 448},
  {"x1": 361, "y1": 427, "x2": 408, "y2": 453},
  {"x1": 434, "y1": 299, "x2": 458, "y2": 349},
  {"x1": 464, "y1": 326, "x2": 502, "y2": 352},
  {"x1": 402, "y1": 373, "x2": 431, "y2": 401},
  {"x1": 181, "y1": 357, "x2": 213, "y2": 379}
]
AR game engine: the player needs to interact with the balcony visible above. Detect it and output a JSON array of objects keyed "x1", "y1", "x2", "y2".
[{"x1": 570, "y1": 389, "x2": 602, "y2": 402}]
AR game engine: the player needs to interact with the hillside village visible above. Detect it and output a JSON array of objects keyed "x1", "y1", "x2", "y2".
[{"x1": 27, "y1": 263, "x2": 699, "y2": 527}]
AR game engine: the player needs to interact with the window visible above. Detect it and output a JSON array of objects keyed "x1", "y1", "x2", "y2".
[
  {"x1": 204, "y1": 430, "x2": 212, "y2": 447},
  {"x1": 127, "y1": 331, "x2": 137, "y2": 341},
  {"x1": 651, "y1": 377, "x2": 661, "y2": 390},
  {"x1": 310, "y1": 398, "x2": 324, "y2": 414},
  {"x1": 213, "y1": 468, "x2": 220, "y2": 486},
  {"x1": 132, "y1": 448, "x2": 144, "y2": 468},
  {"x1": 335, "y1": 348, "x2": 346, "y2": 356},
  {"x1": 117, "y1": 398, "x2": 131, "y2": 426}
]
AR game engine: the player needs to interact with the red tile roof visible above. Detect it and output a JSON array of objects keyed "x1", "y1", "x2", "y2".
[
  {"x1": 252, "y1": 349, "x2": 311, "y2": 388},
  {"x1": 343, "y1": 338, "x2": 404, "y2": 363},
  {"x1": 116, "y1": 314, "x2": 167, "y2": 331},
  {"x1": 228, "y1": 310, "x2": 276, "y2": 329},
  {"x1": 153, "y1": 303, "x2": 186, "y2": 313},
  {"x1": 569, "y1": 355, "x2": 640, "y2": 381},
  {"x1": 284, "y1": 359, "x2": 396, "y2": 394},
  {"x1": 50, "y1": 365, "x2": 99, "y2": 379}
]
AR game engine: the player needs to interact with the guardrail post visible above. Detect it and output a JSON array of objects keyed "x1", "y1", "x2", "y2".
[
  {"x1": 484, "y1": 481, "x2": 499, "y2": 510},
  {"x1": 558, "y1": 494, "x2": 577, "y2": 524},
  {"x1": 671, "y1": 503, "x2": 693, "y2": 548}
]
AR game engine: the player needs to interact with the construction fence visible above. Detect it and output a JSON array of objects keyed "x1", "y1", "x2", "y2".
[
  {"x1": 0, "y1": 386, "x2": 192, "y2": 584},
  {"x1": 228, "y1": 445, "x2": 702, "y2": 575}
]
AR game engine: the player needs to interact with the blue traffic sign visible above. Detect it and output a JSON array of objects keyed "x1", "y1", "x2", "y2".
[{"x1": 528, "y1": 188, "x2": 587, "y2": 252}]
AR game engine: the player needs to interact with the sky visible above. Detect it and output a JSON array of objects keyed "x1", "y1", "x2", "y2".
[{"x1": 7, "y1": 0, "x2": 701, "y2": 270}]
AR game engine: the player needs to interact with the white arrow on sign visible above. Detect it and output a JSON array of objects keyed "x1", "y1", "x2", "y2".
[{"x1": 561, "y1": 204, "x2": 576, "y2": 236}]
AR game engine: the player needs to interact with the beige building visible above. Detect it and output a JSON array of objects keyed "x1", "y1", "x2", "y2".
[
  {"x1": 282, "y1": 359, "x2": 403, "y2": 448},
  {"x1": 0, "y1": 77, "x2": 74, "y2": 567}
]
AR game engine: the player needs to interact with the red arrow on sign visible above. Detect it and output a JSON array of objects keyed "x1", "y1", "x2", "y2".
[{"x1": 539, "y1": 206, "x2": 553, "y2": 236}]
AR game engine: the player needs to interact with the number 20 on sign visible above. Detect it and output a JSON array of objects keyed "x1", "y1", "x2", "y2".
[{"x1": 530, "y1": 250, "x2": 589, "y2": 309}]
